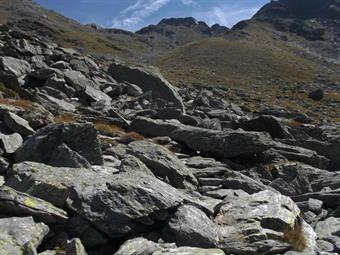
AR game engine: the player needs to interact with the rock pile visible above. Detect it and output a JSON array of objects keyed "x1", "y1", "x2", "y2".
[{"x1": 0, "y1": 23, "x2": 339, "y2": 255}]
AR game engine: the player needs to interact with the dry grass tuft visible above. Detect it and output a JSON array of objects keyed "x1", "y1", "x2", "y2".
[
  {"x1": 0, "y1": 98, "x2": 33, "y2": 110},
  {"x1": 54, "y1": 113, "x2": 77, "y2": 123},
  {"x1": 287, "y1": 120, "x2": 305, "y2": 128},
  {"x1": 119, "y1": 131, "x2": 145, "y2": 144},
  {"x1": 94, "y1": 121, "x2": 125, "y2": 137},
  {"x1": 283, "y1": 219, "x2": 307, "y2": 252}
]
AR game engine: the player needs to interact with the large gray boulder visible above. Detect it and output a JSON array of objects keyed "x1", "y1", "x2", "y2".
[
  {"x1": 272, "y1": 142, "x2": 330, "y2": 169},
  {"x1": 0, "y1": 132, "x2": 23, "y2": 154},
  {"x1": 0, "y1": 185, "x2": 68, "y2": 223},
  {"x1": 15, "y1": 123, "x2": 103, "y2": 166},
  {"x1": 269, "y1": 162, "x2": 340, "y2": 196},
  {"x1": 131, "y1": 117, "x2": 272, "y2": 158},
  {"x1": 0, "y1": 56, "x2": 31, "y2": 77},
  {"x1": 108, "y1": 62, "x2": 185, "y2": 112},
  {"x1": 4, "y1": 111, "x2": 35, "y2": 136},
  {"x1": 127, "y1": 140, "x2": 197, "y2": 189},
  {"x1": 6, "y1": 161, "x2": 183, "y2": 238},
  {"x1": 114, "y1": 237, "x2": 225, "y2": 255},
  {"x1": 163, "y1": 205, "x2": 219, "y2": 248},
  {"x1": 236, "y1": 115, "x2": 293, "y2": 139},
  {"x1": 215, "y1": 190, "x2": 311, "y2": 254},
  {"x1": 64, "y1": 70, "x2": 111, "y2": 105},
  {"x1": 0, "y1": 216, "x2": 49, "y2": 255},
  {"x1": 315, "y1": 217, "x2": 340, "y2": 240}
]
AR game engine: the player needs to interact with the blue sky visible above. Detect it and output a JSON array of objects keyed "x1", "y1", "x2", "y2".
[{"x1": 35, "y1": 0, "x2": 269, "y2": 32}]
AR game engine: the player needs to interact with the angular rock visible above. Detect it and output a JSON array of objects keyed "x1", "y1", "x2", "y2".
[
  {"x1": 215, "y1": 190, "x2": 301, "y2": 254},
  {"x1": 15, "y1": 122, "x2": 103, "y2": 166},
  {"x1": 131, "y1": 117, "x2": 272, "y2": 158},
  {"x1": 315, "y1": 217, "x2": 340, "y2": 240},
  {"x1": 108, "y1": 62, "x2": 185, "y2": 112},
  {"x1": 127, "y1": 140, "x2": 197, "y2": 189},
  {"x1": 118, "y1": 154, "x2": 155, "y2": 176},
  {"x1": 48, "y1": 143, "x2": 92, "y2": 168},
  {"x1": 36, "y1": 92, "x2": 76, "y2": 113},
  {"x1": 65, "y1": 238, "x2": 87, "y2": 255},
  {"x1": 269, "y1": 162, "x2": 340, "y2": 196},
  {"x1": 0, "y1": 216, "x2": 49, "y2": 255},
  {"x1": 7, "y1": 162, "x2": 183, "y2": 237},
  {"x1": 163, "y1": 205, "x2": 219, "y2": 248},
  {"x1": 237, "y1": 115, "x2": 293, "y2": 139},
  {"x1": 309, "y1": 89, "x2": 324, "y2": 101},
  {"x1": 272, "y1": 142, "x2": 330, "y2": 169},
  {"x1": 4, "y1": 111, "x2": 35, "y2": 136},
  {"x1": 0, "y1": 56, "x2": 31, "y2": 77},
  {"x1": 20, "y1": 102, "x2": 55, "y2": 129},
  {"x1": 66, "y1": 215, "x2": 108, "y2": 248},
  {"x1": 0, "y1": 132, "x2": 23, "y2": 154},
  {"x1": 0, "y1": 185, "x2": 68, "y2": 223},
  {"x1": 114, "y1": 237, "x2": 225, "y2": 255}
]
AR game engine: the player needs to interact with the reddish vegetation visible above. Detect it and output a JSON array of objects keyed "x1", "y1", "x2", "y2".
[
  {"x1": 0, "y1": 98, "x2": 33, "y2": 110},
  {"x1": 54, "y1": 113, "x2": 76, "y2": 123},
  {"x1": 94, "y1": 121, "x2": 125, "y2": 137}
]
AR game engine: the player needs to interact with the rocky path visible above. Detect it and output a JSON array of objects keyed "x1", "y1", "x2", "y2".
[{"x1": 0, "y1": 23, "x2": 339, "y2": 255}]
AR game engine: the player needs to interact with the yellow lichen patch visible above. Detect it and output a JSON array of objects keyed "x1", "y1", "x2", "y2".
[{"x1": 23, "y1": 197, "x2": 36, "y2": 208}]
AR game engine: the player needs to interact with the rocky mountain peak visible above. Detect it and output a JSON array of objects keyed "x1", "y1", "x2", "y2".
[
  {"x1": 159, "y1": 17, "x2": 200, "y2": 26},
  {"x1": 254, "y1": 0, "x2": 340, "y2": 20}
]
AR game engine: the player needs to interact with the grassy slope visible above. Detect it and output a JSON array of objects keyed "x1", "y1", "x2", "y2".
[{"x1": 155, "y1": 21, "x2": 340, "y2": 121}]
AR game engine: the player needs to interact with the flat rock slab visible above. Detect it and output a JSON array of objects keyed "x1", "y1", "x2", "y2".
[
  {"x1": 15, "y1": 122, "x2": 103, "y2": 166},
  {"x1": 127, "y1": 140, "x2": 197, "y2": 189},
  {"x1": 114, "y1": 237, "x2": 225, "y2": 255},
  {"x1": 131, "y1": 117, "x2": 272, "y2": 158},
  {"x1": 6, "y1": 161, "x2": 183, "y2": 238},
  {"x1": 0, "y1": 185, "x2": 68, "y2": 223},
  {"x1": 0, "y1": 216, "x2": 49, "y2": 255},
  {"x1": 0, "y1": 56, "x2": 31, "y2": 77},
  {"x1": 4, "y1": 111, "x2": 35, "y2": 136}
]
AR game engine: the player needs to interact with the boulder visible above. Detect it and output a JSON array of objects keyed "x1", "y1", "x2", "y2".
[
  {"x1": 268, "y1": 162, "x2": 340, "y2": 196},
  {"x1": 127, "y1": 140, "x2": 197, "y2": 189},
  {"x1": 4, "y1": 111, "x2": 35, "y2": 136},
  {"x1": 48, "y1": 143, "x2": 92, "y2": 168},
  {"x1": 66, "y1": 215, "x2": 108, "y2": 248},
  {"x1": 108, "y1": 62, "x2": 185, "y2": 112},
  {"x1": 163, "y1": 205, "x2": 219, "y2": 248},
  {"x1": 309, "y1": 89, "x2": 324, "y2": 101},
  {"x1": 215, "y1": 190, "x2": 302, "y2": 254},
  {"x1": 20, "y1": 102, "x2": 55, "y2": 129},
  {"x1": 0, "y1": 132, "x2": 23, "y2": 154},
  {"x1": 36, "y1": 92, "x2": 76, "y2": 113},
  {"x1": 131, "y1": 117, "x2": 273, "y2": 158},
  {"x1": 64, "y1": 70, "x2": 111, "y2": 105},
  {"x1": 315, "y1": 217, "x2": 340, "y2": 240},
  {"x1": 272, "y1": 142, "x2": 330, "y2": 169},
  {"x1": 65, "y1": 238, "x2": 87, "y2": 255},
  {"x1": 114, "y1": 237, "x2": 225, "y2": 255},
  {"x1": 0, "y1": 216, "x2": 49, "y2": 255},
  {"x1": 0, "y1": 56, "x2": 31, "y2": 77},
  {"x1": 0, "y1": 185, "x2": 68, "y2": 223},
  {"x1": 6, "y1": 162, "x2": 183, "y2": 237},
  {"x1": 237, "y1": 115, "x2": 293, "y2": 139},
  {"x1": 15, "y1": 123, "x2": 103, "y2": 166}
]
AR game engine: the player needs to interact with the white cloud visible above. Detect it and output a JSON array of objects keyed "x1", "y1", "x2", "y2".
[
  {"x1": 112, "y1": 0, "x2": 171, "y2": 31},
  {"x1": 181, "y1": 0, "x2": 196, "y2": 6},
  {"x1": 194, "y1": 5, "x2": 261, "y2": 28}
]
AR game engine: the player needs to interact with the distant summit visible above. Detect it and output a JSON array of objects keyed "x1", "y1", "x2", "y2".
[
  {"x1": 136, "y1": 17, "x2": 229, "y2": 47},
  {"x1": 254, "y1": 0, "x2": 340, "y2": 20}
]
